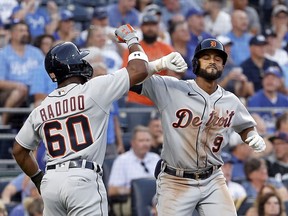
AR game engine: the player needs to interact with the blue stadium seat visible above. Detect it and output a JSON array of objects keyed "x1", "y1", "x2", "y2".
[{"x1": 131, "y1": 177, "x2": 156, "y2": 216}]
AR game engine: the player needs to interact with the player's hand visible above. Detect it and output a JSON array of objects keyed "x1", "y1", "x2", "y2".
[
  {"x1": 245, "y1": 134, "x2": 266, "y2": 152},
  {"x1": 162, "y1": 52, "x2": 188, "y2": 73},
  {"x1": 115, "y1": 24, "x2": 139, "y2": 48}
]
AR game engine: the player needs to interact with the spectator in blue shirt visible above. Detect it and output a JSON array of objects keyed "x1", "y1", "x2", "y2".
[
  {"x1": 241, "y1": 35, "x2": 281, "y2": 92},
  {"x1": 247, "y1": 66, "x2": 288, "y2": 135},
  {"x1": 0, "y1": 21, "x2": 47, "y2": 126},
  {"x1": 11, "y1": 0, "x2": 59, "y2": 39}
]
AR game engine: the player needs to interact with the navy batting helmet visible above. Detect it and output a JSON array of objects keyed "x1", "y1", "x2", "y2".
[
  {"x1": 192, "y1": 38, "x2": 228, "y2": 74},
  {"x1": 45, "y1": 42, "x2": 93, "y2": 83}
]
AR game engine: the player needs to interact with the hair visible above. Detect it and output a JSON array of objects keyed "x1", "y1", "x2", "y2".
[
  {"x1": 33, "y1": 34, "x2": 55, "y2": 49},
  {"x1": 257, "y1": 192, "x2": 283, "y2": 216},
  {"x1": 27, "y1": 197, "x2": 44, "y2": 216},
  {"x1": 168, "y1": 20, "x2": 185, "y2": 36},
  {"x1": 244, "y1": 157, "x2": 266, "y2": 180},
  {"x1": 276, "y1": 112, "x2": 288, "y2": 130},
  {"x1": 131, "y1": 125, "x2": 152, "y2": 140}
]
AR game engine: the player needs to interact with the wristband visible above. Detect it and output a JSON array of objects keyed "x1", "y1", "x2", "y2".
[
  {"x1": 30, "y1": 169, "x2": 42, "y2": 178},
  {"x1": 128, "y1": 51, "x2": 148, "y2": 62}
]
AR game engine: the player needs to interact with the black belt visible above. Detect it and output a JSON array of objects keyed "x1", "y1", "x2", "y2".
[
  {"x1": 47, "y1": 160, "x2": 101, "y2": 173},
  {"x1": 164, "y1": 165, "x2": 220, "y2": 180}
]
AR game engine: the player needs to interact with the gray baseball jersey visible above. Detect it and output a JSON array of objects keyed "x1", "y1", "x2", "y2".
[
  {"x1": 142, "y1": 75, "x2": 256, "y2": 169},
  {"x1": 15, "y1": 68, "x2": 129, "y2": 166}
]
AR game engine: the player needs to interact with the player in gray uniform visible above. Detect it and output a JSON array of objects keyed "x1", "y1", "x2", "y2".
[
  {"x1": 11, "y1": 24, "x2": 187, "y2": 216},
  {"x1": 131, "y1": 38, "x2": 266, "y2": 215}
]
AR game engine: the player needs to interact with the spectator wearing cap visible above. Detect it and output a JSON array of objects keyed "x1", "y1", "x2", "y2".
[
  {"x1": 185, "y1": 7, "x2": 213, "y2": 80},
  {"x1": 142, "y1": 4, "x2": 170, "y2": 44},
  {"x1": 266, "y1": 132, "x2": 288, "y2": 189},
  {"x1": 247, "y1": 66, "x2": 288, "y2": 135},
  {"x1": 225, "y1": 10, "x2": 252, "y2": 66},
  {"x1": 107, "y1": 0, "x2": 140, "y2": 28},
  {"x1": 270, "y1": 4, "x2": 288, "y2": 51},
  {"x1": 11, "y1": 0, "x2": 59, "y2": 39},
  {"x1": 122, "y1": 13, "x2": 177, "y2": 131},
  {"x1": 52, "y1": 9, "x2": 81, "y2": 46},
  {"x1": 203, "y1": 0, "x2": 232, "y2": 37},
  {"x1": 217, "y1": 35, "x2": 254, "y2": 99},
  {"x1": 79, "y1": 7, "x2": 119, "y2": 52},
  {"x1": 224, "y1": 0, "x2": 261, "y2": 35},
  {"x1": 242, "y1": 157, "x2": 288, "y2": 201},
  {"x1": 240, "y1": 34, "x2": 281, "y2": 92},
  {"x1": 221, "y1": 152, "x2": 247, "y2": 203},
  {"x1": 264, "y1": 28, "x2": 288, "y2": 94}
]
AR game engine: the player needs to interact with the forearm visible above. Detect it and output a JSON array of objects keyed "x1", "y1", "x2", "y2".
[{"x1": 12, "y1": 142, "x2": 39, "y2": 177}]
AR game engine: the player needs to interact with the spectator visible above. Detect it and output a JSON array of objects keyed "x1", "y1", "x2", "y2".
[
  {"x1": 242, "y1": 157, "x2": 288, "y2": 201},
  {"x1": 9, "y1": 180, "x2": 41, "y2": 216},
  {"x1": 247, "y1": 66, "x2": 288, "y2": 135},
  {"x1": 246, "y1": 184, "x2": 286, "y2": 216},
  {"x1": 11, "y1": 0, "x2": 59, "y2": 39},
  {"x1": 122, "y1": 13, "x2": 176, "y2": 129},
  {"x1": 229, "y1": 131, "x2": 254, "y2": 183},
  {"x1": 267, "y1": 132, "x2": 288, "y2": 189},
  {"x1": 26, "y1": 197, "x2": 43, "y2": 216},
  {"x1": 85, "y1": 25, "x2": 123, "y2": 75},
  {"x1": 135, "y1": 0, "x2": 153, "y2": 14},
  {"x1": 216, "y1": 35, "x2": 254, "y2": 99},
  {"x1": 256, "y1": 192, "x2": 286, "y2": 216},
  {"x1": 52, "y1": 9, "x2": 80, "y2": 45},
  {"x1": 225, "y1": 0, "x2": 261, "y2": 35},
  {"x1": 0, "y1": 21, "x2": 47, "y2": 126},
  {"x1": 168, "y1": 20, "x2": 193, "y2": 79},
  {"x1": 276, "y1": 112, "x2": 288, "y2": 133},
  {"x1": 226, "y1": 10, "x2": 252, "y2": 66},
  {"x1": 270, "y1": 4, "x2": 288, "y2": 51},
  {"x1": 108, "y1": 125, "x2": 160, "y2": 215},
  {"x1": 0, "y1": 0, "x2": 18, "y2": 25},
  {"x1": 221, "y1": 152, "x2": 247, "y2": 202},
  {"x1": 148, "y1": 116, "x2": 163, "y2": 155},
  {"x1": 142, "y1": 4, "x2": 170, "y2": 44},
  {"x1": 79, "y1": 7, "x2": 121, "y2": 53},
  {"x1": 184, "y1": 7, "x2": 213, "y2": 79},
  {"x1": 107, "y1": 0, "x2": 140, "y2": 28},
  {"x1": 240, "y1": 35, "x2": 281, "y2": 92},
  {"x1": 203, "y1": 0, "x2": 232, "y2": 37}
]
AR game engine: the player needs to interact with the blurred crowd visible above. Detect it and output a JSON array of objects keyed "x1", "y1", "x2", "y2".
[{"x1": 0, "y1": 0, "x2": 288, "y2": 215}]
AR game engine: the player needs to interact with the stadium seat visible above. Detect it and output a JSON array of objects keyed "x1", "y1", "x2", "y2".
[
  {"x1": 102, "y1": 156, "x2": 128, "y2": 216},
  {"x1": 131, "y1": 177, "x2": 156, "y2": 216}
]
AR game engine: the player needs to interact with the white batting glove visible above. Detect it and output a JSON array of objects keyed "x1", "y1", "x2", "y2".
[
  {"x1": 148, "y1": 52, "x2": 188, "y2": 74},
  {"x1": 115, "y1": 24, "x2": 139, "y2": 48},
  {"x1": 162, "y1": 52, "x2": 188, "y2": 73},
  {"x1": 245, "y1": 131, "x2": 266, "y2": 153}
]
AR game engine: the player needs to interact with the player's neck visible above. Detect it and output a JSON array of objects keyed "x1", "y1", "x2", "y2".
[
  {"x1": 195, "y1": 77, "x2": 218, "y2": 95},
  {"x1": 58, "y1": 77, "x2": 86, "y2": 88}
]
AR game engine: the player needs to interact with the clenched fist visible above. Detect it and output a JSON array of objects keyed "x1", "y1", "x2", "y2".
[
  {"x1": 115, "y1": 24, "x2": 139, "y2": 48},
  {"x1": 245, "y1": 132, "x2": 266, "y2": 153}
]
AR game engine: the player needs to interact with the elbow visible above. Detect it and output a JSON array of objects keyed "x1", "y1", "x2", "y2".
[{"x1": 127, "y1": 60, "x2": 148, "y2": 86}]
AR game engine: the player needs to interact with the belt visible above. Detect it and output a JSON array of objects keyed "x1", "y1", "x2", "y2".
[
  {"x1": 163, "y1": 165, "x2": 220, "y2": 180},
  {"x1": 47, "y1": 160, "x2": 101, "y2": 173}
]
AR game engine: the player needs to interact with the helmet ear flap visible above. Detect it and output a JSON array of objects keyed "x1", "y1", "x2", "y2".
[{"x1": 192, "y1": 57, "x2": 199, "y2": 74}]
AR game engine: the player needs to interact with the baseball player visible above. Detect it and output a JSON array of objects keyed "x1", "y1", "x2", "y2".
[
  {"x1": 131, "y1": 38, "x2": 266, "y2": 215},
  {"x1": 11, "y1": 24, "x2": 187, "y2": 216}
]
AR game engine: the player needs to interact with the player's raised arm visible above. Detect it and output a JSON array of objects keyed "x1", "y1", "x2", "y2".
[{"x1": 115, "y1": 24, "x2": 187, "y2": 86}]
